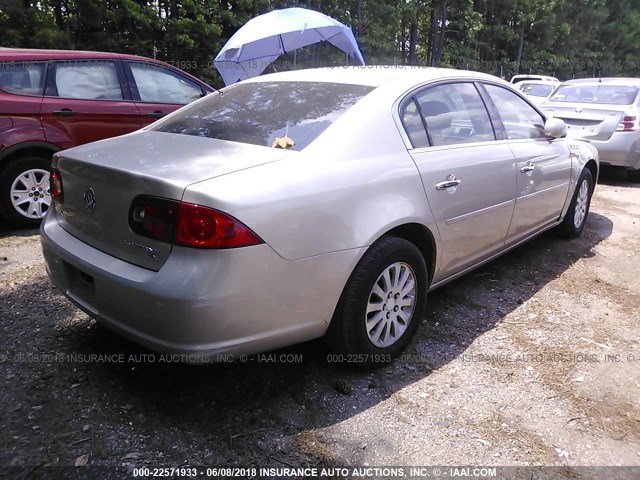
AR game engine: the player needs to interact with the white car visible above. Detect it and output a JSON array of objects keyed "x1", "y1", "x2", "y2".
[
  {"x1": 540, "y1": 77, "x2": 640, "y2": 180},
  {"x1": 516, "y1": 81, "x2": 558, "y2": 105},
  {"x1": 511, "y1": 74, "x2": 560, "y2": 84}
]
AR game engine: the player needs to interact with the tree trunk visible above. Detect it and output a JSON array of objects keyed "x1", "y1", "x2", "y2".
[
  {"x1": 427, "y1": 5, "x2": 437, "y2": 66},
  {"x1": 514, "y1": 21, "x2": 525, "y2": 75},
  {"x1": 433, "y1": 2, "x2": 447, "y2": 67},
  {"x1": 408, "y1": 20, "x2": 418, "y2": 66}
]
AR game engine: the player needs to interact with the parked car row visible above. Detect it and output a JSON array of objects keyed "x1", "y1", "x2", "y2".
[
  {"x1": 539, "y1": 78, "x2": 640, "y2": 181},
  {"x1": 0, "y1": 48, "x2": 214, "y2": 228},
  {"x1": 512, "y1": 74, "x2": 640, "y2": 180}
]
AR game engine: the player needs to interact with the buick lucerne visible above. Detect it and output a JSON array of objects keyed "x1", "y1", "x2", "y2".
[{"x1": 41, "y1": 67, "x2": 599, "y2": 362}]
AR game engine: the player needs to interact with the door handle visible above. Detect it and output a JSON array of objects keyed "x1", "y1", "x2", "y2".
[
  {"x1": 436, "y1": 174, "x2": 462, "y2": 190},
  {"x1": 520, "y1": 162, "x2": 535, "y2": 173},
  {"x1": 146, "y1": 111, "x2": 165, "y2": 119},
  {"x1": 52, "y1": 109, "x2": 77, "y2": 117}
]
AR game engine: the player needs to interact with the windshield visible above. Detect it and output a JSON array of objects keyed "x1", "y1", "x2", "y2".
[
  {"x1": 548, "y1": 84, "x2": 639, "y2": 105},
  {"x1": 151, "y1": 81, "x2": 374, "y2": 151},
  {"x1": 519, "y1": 83, "x2": 555, "y2": 97}
]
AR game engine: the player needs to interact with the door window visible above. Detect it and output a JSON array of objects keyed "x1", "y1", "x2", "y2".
[
  {"x1": 401, "y1": 99, "x2": 430, "y2": 148},
  {"x1": 484, "y1": 84, "x2": 546, "y2": 139},
  {"x1": 0, "y1": 61, "x2": 46, "y2": 96},
  {"x1": 401, "y1": 82, "x2": 495, "y2": 148},
  {"x1": 129, "y1": 62, "x2": 202, "y2": 105},
  {"x1": 53, "y1": 61, "x2": 123, "y2": 100}
]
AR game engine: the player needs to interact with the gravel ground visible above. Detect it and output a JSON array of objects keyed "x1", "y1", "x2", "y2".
[{"x1": 0, "y1": 168, "x2": 639, "y2": 478}]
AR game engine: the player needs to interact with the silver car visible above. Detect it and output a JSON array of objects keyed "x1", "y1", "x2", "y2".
[
  {"x1": 540, "y1": 77, "x2": 640, "y2": 180},
  {"x1": 41, "y1": 67, "x2": 599, "y2": 362}
]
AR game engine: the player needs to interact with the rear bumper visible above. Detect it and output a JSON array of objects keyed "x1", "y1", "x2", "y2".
[
  {"x1": 41, "y1": 210, "x2": 363, "y2": 360},
  {"x1": 589, "y1": 133, "x2": 640, "y2": 169}
]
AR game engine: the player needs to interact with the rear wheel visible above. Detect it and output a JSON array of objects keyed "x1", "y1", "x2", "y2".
[
  {"x1": 0, "y1": 156, "x2": 52, "y2": 228},
  {"x1": 326, "y1": 236, "x2": 428, "y2": 364},
  {"x1": 555, "y1": 168, "x2": 593, "y2": 239}
]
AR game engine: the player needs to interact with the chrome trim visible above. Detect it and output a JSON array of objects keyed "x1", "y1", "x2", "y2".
[
  {"x1": 436, "y1": 173, "x2": 461, "y2": 190},
  {"x1": 518, "y1": 181, "x2": 571, "y2": 200},
  {"x1": 520, "y1": 162, "x2": 535, "y2": 173},
  {"x1": 445, "y1": 198, "x2": 515, "y2": 225}
]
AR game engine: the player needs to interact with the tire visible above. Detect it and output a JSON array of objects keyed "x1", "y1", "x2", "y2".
[
  {"x1": 326, "y1": 236, "x2": 428, "y2": 363},
  {"x1": 0, "y1": 156, "x2": 52, "y2": 229},
  {"x1": 628, "y1": 168, "x2": 640, "y2": 182},
  {"x1": 555, "y1": 168, "x2": 593, "y2": 239}
]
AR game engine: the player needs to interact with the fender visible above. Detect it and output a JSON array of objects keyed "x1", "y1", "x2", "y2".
[{"x1": 0, "y1": 140, "x2": 62, "y2": 165}]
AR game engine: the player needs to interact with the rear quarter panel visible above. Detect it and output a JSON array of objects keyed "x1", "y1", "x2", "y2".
[
  {"x1": 0, "y1": 92, "x2": 46, "y2": 157},
  {"x1": 182, "y1": 89, "x2": 437, "y2": 261}
]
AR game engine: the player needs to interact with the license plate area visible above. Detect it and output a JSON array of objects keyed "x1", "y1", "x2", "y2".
[{"x1": 63, "y1": 261, "x2": 95, "y2": 298}]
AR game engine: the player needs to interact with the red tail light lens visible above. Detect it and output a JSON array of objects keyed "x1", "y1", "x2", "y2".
[
  {"x1": 129, "y1": 196, "x2": 179, "y2": 243},
  {"x1": 176, "y1": 203, "x2": 264, "y2": 249},
  {"x1": 50, "y1": 169, "x2": 63, "y2": 203},
  {"x1": 129, "y1": 196, "x2": 263, "y2": 249},
  {"x1": 616, "y1": 113, "x2": 639, "y2": 132}
]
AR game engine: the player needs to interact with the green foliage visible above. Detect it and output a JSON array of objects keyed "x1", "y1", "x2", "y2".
[{"x1": 1, "y1": 0, "x2": 639, "y2": 86}]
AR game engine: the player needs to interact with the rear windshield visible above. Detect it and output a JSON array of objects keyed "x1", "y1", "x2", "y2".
[
  {"x1": 519, "y1": 83, "x2": 555, "y2": 97},
  {"x1": 151, "y1": 81, "x2": 374, "y2": 151},
  {"x1": 549, "y1": 84, "x2": 639, "y2": 105}
]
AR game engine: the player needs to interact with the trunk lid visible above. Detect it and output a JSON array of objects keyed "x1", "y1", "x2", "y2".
[
  {"x1": 53, "y1": 131, "x2": 291, "y2": 271},
  {"x1": 541, "y1": 104, "x2": 629, "y2": 141}
]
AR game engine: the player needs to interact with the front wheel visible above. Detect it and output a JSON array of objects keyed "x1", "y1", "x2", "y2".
[
  {"x1": 326, "y1": 236, "x2": 428, "y2": 363},
  {"x1": 555, "y1": 168, "x2": 593, "y2": 239},
  {"x1": 0, "y1": 156, "x2": 52, "y2": 228}
]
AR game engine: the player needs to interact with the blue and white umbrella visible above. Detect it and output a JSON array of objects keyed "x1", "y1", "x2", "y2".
[{"x1": 214, "y1": 7, "x2": 365, "y2": 86}]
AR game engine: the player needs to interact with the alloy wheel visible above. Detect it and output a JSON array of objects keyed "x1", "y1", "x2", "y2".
[{"x1": 365, "y1": 262, "x2": 416, "y2": 348}]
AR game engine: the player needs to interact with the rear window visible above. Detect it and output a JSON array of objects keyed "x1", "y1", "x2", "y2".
[
  {"x1": 151, "y1": 81, "x2": 374, "y2": 151},
  {"x1": 549, "y1": 84, "x2": 639, "y2": 105},
  {"x1": 0, "y1": 61, "x2": 46, "y2": 96},
  {"x1": 519, "y1": 83, "x2": 555, "y2": 97}
]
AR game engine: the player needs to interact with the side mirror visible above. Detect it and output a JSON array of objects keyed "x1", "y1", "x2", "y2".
[{"x1": 544, "y1": 117, "x2": 567, "y2": 139}]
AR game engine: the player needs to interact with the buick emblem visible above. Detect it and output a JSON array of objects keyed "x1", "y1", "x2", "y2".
[
  {"x1": 84, "y1": 188, "x2": 96, "y2": 212},
  {"x1": 575, "y1": 107, "x2": 582, "y2": 113}
]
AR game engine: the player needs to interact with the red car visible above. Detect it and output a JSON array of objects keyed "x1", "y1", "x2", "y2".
[{"x1": 0, "y1": 48, "x2": 214, "y2": 227}]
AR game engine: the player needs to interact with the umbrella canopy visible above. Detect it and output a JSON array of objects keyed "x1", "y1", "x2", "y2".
[{"x1": 214, "y1": 7, "x2": 365, "y2": 86}]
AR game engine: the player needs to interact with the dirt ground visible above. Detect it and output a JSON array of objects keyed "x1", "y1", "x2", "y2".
[{"x1": 0, "y1": 168, "x2": 639, "y2": 477}]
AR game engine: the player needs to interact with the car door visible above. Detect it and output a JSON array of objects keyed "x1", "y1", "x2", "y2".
[
  {"x1": 401, "y1": 81, "x2": 517, "y2": 280},
  {"x1": 124, "y1": 61, "x2": 205, "y2": 126},
  {"x1": 481, "y1": 83, "x2": 572, "y2": 241},
  {"x1": 0, "y1": 60, "x2": 47, "y2": 140},
  {"x1": 40, "y1": 60, "x2": 141, "y2": 149}
]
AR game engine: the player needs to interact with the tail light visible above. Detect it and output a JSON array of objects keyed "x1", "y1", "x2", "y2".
[
  {"x1": 616, "y1": 112, "x2": 639, "y2": 132},
  {"x1": 129, "y1": 196, "x2": 263, "y2": 249},
  {"x1": 129, "y1": 196, "x2": 178, "y2": 243},
  {"x1": 50, "y1": 168, "x2": 64, "y2": 203}
]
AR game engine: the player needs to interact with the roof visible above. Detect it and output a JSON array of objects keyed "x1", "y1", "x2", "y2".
[
  {"x1": 0, "y1": 47, "x2": 213, "y2": 89},
  {"x1": 517, "y1": 80, "x2": 558, "y2": 86},
  {"x1": 243, "y1": 65, "x2": 506, "y2": 89},
  {"x1": 563, "y1": 77, "x2": 640, "y2": 86},
  {"x1": 0, "y1": 47, "x2": 159, "y2": 63},
  {"x1": 511, "y1": 74, "x2": 560, "y2": 83}
]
